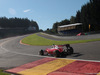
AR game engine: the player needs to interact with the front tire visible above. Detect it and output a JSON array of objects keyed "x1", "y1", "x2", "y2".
[{"x1": 39, "y1": 50, "x2": 44, "y2": 55}]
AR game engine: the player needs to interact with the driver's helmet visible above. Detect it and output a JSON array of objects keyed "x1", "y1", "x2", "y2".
[
  {"x1": 53, "y1": 45, "x2": 58, "y2": 49},
  {"x1": 52, "y1": 44, "x2": 58, "y2": 49},
  {"x1": 52, "y1": 44, "x2": 55, "y2": 48}
]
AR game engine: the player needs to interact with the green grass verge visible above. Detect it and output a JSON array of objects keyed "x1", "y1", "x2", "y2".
[
  {"x1": 0, "y1": 69, "x2": 10, "y2": 75},
  {"x1": 21, "y1": 34, "x2": 100, "y2": 46}
]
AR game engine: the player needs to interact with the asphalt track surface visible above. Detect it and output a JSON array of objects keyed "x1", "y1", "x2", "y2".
[
  {"x1": 0, "y1": 33, "x2": 100, "y2": 70},
  {"x1": 37, "y1": 32, "x2": 100, "y2": 41}
]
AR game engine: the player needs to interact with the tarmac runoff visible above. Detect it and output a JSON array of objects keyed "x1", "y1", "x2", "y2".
[{"x1": 5, "y1": 57, "x2": 100, "y2": 75}]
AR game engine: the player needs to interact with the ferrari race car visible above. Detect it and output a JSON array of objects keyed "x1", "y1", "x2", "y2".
[{"x1": 39, "y1": 44, "x2": 74, "y2": 57}]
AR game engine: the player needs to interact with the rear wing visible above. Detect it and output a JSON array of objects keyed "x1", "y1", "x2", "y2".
[
  {"x1": 58, "y1": 44, "x2": 70, "y2": 47},
  {"x1": 57, "y1": 44, "x2": 70, "y2": 48}
]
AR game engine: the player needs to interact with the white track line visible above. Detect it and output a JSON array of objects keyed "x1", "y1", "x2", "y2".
[{"x1": 0, "y1": 37, "x2": 49, "y2": 58}]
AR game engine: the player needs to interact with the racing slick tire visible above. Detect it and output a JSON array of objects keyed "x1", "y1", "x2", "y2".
[
  {"x1": 39, "y1": 50, "x2": 44, "y2": 55},
  {"x1": 67, "y1": 47, "x2": 74, "y2": 55},
  {"x1": 53, "y1": 50, "x2": 61, "y2": 57},
  {"x1": 61, "y1": 51, "x2": 67, "y2": 57},
  {"x1": 70, "y1": 47, "x2": 74, "y2": 54}
]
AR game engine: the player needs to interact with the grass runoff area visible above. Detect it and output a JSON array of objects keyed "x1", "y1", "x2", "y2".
[
  {"x1": 0, "y1": 69, "x2": 10, "y2": 75},
  {"x1": 21, "y1": 34, "x2": 100, "y2": 46}
]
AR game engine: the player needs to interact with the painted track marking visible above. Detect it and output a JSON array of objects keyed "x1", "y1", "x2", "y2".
[{"x1": 5, "y1": 58, "x2": 100, "y2": 75}]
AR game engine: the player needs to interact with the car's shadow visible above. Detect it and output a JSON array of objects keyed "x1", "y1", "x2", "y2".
[
  {"x1": 72, "y1": 52, "x2": 84, "y2": 57},
  {"x1": 58, "y1": 52, "x2": 83, "y2": 58}
]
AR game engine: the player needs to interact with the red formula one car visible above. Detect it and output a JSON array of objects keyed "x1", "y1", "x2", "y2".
[{"x1": 39, "y1": 44, "x2": 74, "y2": 57}]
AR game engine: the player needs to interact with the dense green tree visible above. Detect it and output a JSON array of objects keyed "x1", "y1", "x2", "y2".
[
  {"x1": 0, "y1": 17, "x2": 39, "y2": 31},
  {"x1": 61, "y1": 19, "x2": 70, "y2": 25},
  {"x1": 70, "y1": 16, "x2": 76, "y2": 24},
  {"x1": 47, "y1": 0, "x2": 100, "y2": 34},
  {"x1": 52, "y1": 19, "x2": 70, "y2": 33},
  {"x1": 30, "y1": 20, "x2": 39, "y2": 31},
  {"x1": 52, "y1": 22, "x2": 59, "y2": 33},
  {"x1": 75, "y1": 11, "x2": 81, "y2": 23},
  {"x1": 75, "y1": 0, "x2": 100, "y2": 32}
]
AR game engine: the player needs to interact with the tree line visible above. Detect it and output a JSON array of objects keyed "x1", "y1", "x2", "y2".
[
  {"x1": 75, "y1": 0, "x2": 100, "y2": 32},
  {"x1": 0, "y1": 17, "x2": 39, "y2": 30},
  {"x1": 0, "y1": 17, "x2": 39, "y2": 38},
  {"x1": 45, "y1": 0, "x2": 100, "y2": 34}
]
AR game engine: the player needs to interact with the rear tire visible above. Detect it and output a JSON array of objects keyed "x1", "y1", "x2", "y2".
[
  {"x1": 70, "y1": 47, "x2": 74, "y2": 54},
  {"x1": 61, "y1": 51, "x2": 67, "y2": 57},
  {"x1": 54, "y1": 50, "x2": 61, "y2": 57},
  {"x1": 67, "y1": 47, "x2": 74, "y2": 55}
]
